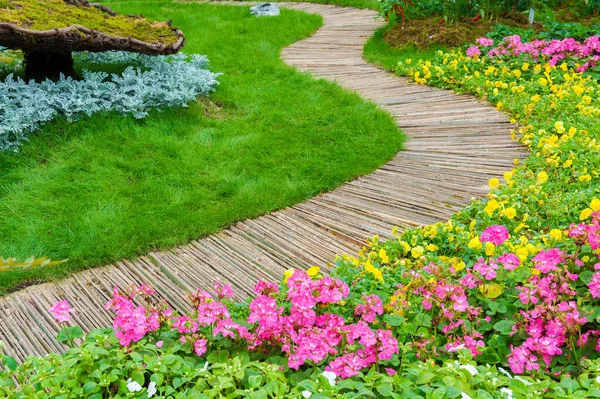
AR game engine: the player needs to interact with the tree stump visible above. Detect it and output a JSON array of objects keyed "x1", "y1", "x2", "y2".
[{"x1": 0, "y1": 0, "x2": 186, "y2": 81}]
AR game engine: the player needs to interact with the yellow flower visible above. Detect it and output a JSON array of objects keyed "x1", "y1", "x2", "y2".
[
  {"x1": 549, "y1": 229, "x2": 562, "y2": 240},
  {"x1": 378, "y1": 249, "x2": 389, "y2": 264},
  {"x1": 537, "y1": 172, "x2": 548, "y2": 183},
  {"x1": 591, "y1": 198, "x2": 600, "y2": 212},
  {"x1": 516, "y1": 246, "x2": 529, "y2": 260},
  {"x1": 453, "y1": 258, "x2": 466, "y2": 272},
  {"x1": 563, "y1": 159, "x2": 573, "y2": 167},
  {"x1": 488, "y1": 177, "x2": 500, "y2": 189},
  {"x1": 502, "y1": 207, "x2": 517, "y2": 219},
  {"x1": 284, "y1": 269, "x2": 295, "y2": 284},
  {"x1": 426, "y1": 244, "x2": 439, "y2": 252},
  {"x1": 513, "y1": 69, "x2": 522, "y2": 78},
  {"x1": 579, "y1": 174, "x2": 592, "y2": 182},
  {"x1": 411, "y1": 246, "x2": 424, "y2": 259},
  {"x1": 484, "y1": 199, "x2": 499, "y2": 216},
  {"x1": 485, "y1": 242, "x2": 495, "y2": 256},
  {"x1": 469, "y1": 219, "x2": 477, "y2": 231},
  {"x1": 580, "y1": 208, "x2": 593, "y2": 220},
  {"x1": 515, "y1": 222, "x2": 526, "y2": 233},
  {"x1": 468, "y1": 236, "x2": 482, "y2": 250},
  {"x1": 554, "y1": 121, "x2": 565, "y2": 134},
  {"x1": 307, "y1": 266, "x2": 320, "y2": 277}
]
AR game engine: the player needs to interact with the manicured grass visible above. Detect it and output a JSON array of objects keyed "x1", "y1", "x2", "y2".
[{"x1": 0, "y1": 2, "x2": 403, "y2": 294}]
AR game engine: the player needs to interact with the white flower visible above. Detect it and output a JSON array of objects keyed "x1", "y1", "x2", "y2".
[
  {"x1": 126, "y1": 378, "x2": 143, "y2": 393},
  {"x1": 322, "y1": 371, "x2": 337, "y2": 386},
  {"x1": 147, "y1": 381, "x2": 157, "y2": 398},
  {"x1": 302, "y1": 390, "x2": 312, "y2": 398},
  {"x1": 498, "y1": 367, "x2": 513, "y2": 378},
  {"x1": 514, "y1": 376, "x2": 533, "y2": 386},
  {"x1": 459, "y1": 364, "x2": 478, "y2": 376},
  {"x1": 461, "y1": 393, "x2": 473, "y2": 399},
  {"x1": 500, "y1": 387, "x2": 514, "y2": 399}
]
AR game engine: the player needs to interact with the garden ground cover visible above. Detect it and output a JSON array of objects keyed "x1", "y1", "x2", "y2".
[
  {"x1": 3, "y1": 2, "x2": 600, "y2": 398},
  {"x1": 0, "y1": 1, "x2": 403, "y2": 295}
]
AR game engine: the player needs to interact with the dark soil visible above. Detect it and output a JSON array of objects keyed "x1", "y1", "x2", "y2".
[{"x1": 384, "y1": 13, "x2": 537, "y2": 49}]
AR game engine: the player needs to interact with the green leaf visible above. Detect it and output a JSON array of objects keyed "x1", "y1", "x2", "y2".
[
  {"x1": 493, "y1": 320, "x2": 515, "y2": 335},
  {"x1": 248, "y1": 374, "x2": 263, "y2": 389},
  {"x1": 82, "y1": 381, "x2": 97, "y2": 394},
  {"x1": 414, "y1": 313, "x2": 432, "y2": 327},
  {"x1": 3, "y1": 356, "x2": 17, "y2": 371},
  {"x1": 383, "y1": 314, "x2": 405, "y2": 326},
  {"x1": 561, "y1": 378, "x2": 579, "y2": 392},
  {"x1": 376, "y1": 383, "x2": 394, "y2": 397},
  {"x1": 56, "y1": 326, "x2": 84, "y2": 343}
]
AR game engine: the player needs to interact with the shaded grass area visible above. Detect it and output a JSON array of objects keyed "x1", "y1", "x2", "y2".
[
  {"x1": 0, "y1": 2, "x2": 403, "y2": 294},
  {"x1": 363, "y1": 22, "x2": 445, "y2": 72}
]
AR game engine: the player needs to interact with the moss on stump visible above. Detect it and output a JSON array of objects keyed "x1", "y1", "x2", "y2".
[{"x1": 0, "y1": 0, "x2": 185, "y2": 80}]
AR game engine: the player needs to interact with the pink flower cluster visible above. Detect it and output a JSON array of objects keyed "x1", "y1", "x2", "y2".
[
  {"x1": 480, "y1": 225, "x2": 509, "y2": 246},
  {"x1": 104, "y1": 274, "x2": 398, "y2": 380},
  {"x1": 468, "y1": 35, "x2": 600, "y2": 72},
  {"x1": 246, "y1": 272, "x2": 397, "y2": 378},
  {"x1": 49, "y1": 300, "x2": 76, "y2": 323},
  {"x1": 392, "y1": 263, "x2": 485, "y2": 358},
  {"x1": 105, "y1": 284, "x2": 165, "y2": 346}
]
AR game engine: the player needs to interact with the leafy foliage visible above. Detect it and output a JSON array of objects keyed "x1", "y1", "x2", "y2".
[{"x1": 0, "y1": 52, "x2": 220, "y2": 151}]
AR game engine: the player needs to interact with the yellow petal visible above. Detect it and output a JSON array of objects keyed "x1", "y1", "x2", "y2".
[
  {"x1": 580, "y1": 208, "x2": 593, "y2": 220},
  {"x1": 488, "y1": 178, "x2": 500, "y2": 189},
  {"x1": 284, "y1": 269, "x2": 295, "y2": 284},
  {"x1": 307, "y1": 266, "x2": 320, "y2": 277},
  {"x1": 590, "y1": 198, "x2": 600, "y2": 212},
  {"x1": 479, "y1": 283, "x2": 504, "y2": 299}
]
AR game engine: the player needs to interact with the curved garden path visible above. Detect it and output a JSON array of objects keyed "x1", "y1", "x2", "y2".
[{"x1": 0, "y1": 3, "x2": 527, "y2": 361}]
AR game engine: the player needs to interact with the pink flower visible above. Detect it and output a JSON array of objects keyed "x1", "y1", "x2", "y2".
[
  {"x1": 156, "y1": 340, "x2": 163, "y2": 349},
  {"x1": 385, "y1": 368, "x2": 397, "y2": 376},
  {"x1": 194, "y1": 339, "x2": 208, "y2": 357},
  {"x1": 473, "y1": 258, "x2": 498, "y2": 281},
  {"x1": 480, "y1": 225, "x2": 509, "y2": 246},
  {"x1": 476, "y1": 37, "x2": 494, "y2": 47},
  {"x1": 466, "y1": 46, "x2": 482, "y2": 57},
  {"x1": 49, "y1": 300, "x2": 76, "y2": 323},
  {"x1": 497, "y1": 253, "x2": 521, "y2": 270},
  {"x1": 507, "y1": 345, "x2": 540, "y2": 374},
  {"x1": 588, "y1": 273, "x2": 600, "y2": 298},
  {"x1": 214, "y1": 282, "x2": 235, "y2": 300},
  {"x1": 354, "y1": 294, "x2": 383, "y2": 323},
  {"x1": 532, "y1": 248, "x2": 565, "y2": 273}
]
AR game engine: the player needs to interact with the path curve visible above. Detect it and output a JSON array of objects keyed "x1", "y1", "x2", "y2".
[{"x1": 0, "y1": 3, "x2": 527, "y2": 361}]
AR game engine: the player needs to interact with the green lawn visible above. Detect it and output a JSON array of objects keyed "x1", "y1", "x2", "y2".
[{"x1": 0, "y1": 2, "x2": 403, "y2": 294}]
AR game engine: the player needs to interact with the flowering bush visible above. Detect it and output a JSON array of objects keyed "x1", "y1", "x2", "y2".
[{"x1": 466, "y1": 35, "x2": 600, "y2": 72}]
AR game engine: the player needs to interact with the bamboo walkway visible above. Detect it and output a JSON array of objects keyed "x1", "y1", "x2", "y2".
[{"x1": 0, "y1": 3, "x2": 527, "y2": 361}]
